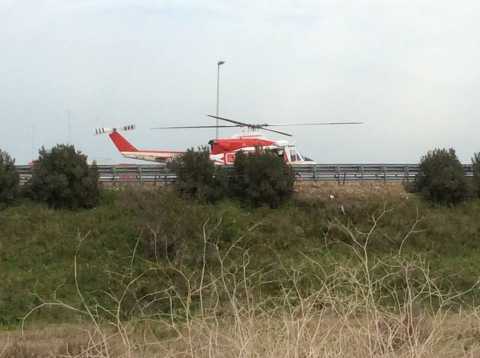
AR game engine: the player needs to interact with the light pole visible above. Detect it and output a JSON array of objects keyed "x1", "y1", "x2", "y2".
[{"x1": 216, "y1": 60, "x2": 225, "y2": 139}]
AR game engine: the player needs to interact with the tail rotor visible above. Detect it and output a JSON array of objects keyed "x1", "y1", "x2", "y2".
[{"x1": 95, "y1": 124, "x2": 135, "y2": 135}]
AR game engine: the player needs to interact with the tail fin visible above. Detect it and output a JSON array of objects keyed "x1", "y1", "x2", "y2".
[
  {"x1": 109, "y1": 131, "x2": 137, "y2": 152},
  {"x1": 95, "y1": 125, "x2": 137, "y2": 152}
]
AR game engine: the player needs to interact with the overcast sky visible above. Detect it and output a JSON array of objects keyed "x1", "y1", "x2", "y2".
[{"x1": 1, "y1": 0, "x2": 479, "y2": 164}]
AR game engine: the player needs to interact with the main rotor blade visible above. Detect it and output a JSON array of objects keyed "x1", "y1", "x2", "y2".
[
  {"x1": 207, "y1": 115, "x2": 292, "y2": 136},
  {"x1": 264, "y1": 122, "x2": 363, "y2": 127},
  {"x1": 207, "y1": 114, "x2": 251, "y2": 127},
  {"x1": 208, "y1": 115, "x2": 363, "y2": 128},
  {"x1": 258, "y1": 126, "x2": 292, "y2": 137},
  {"x1": 151, "y1": 125, "x2": 241, "y2": 129}
]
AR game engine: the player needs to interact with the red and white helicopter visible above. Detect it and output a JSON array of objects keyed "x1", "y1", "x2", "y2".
[{"x1": 96, "y1": 115, "x2": 362, "y2": 165}]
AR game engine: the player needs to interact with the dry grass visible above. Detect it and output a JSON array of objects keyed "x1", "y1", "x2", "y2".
[
  {"x1": 4, "y1": 207, "x2": 480, "y2": 358},
  {"x1": 4, "y1": 302, "x2": 480, "y2": 357},
  {"x1": 0, "y1": 325, "x2": 93, "y2": 357},
  {"x1": 4, "y1": 311, "x2": 480, "y2": 357}
]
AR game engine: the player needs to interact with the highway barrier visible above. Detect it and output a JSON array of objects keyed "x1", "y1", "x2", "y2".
[{"x1": 16, "y1": 164, "x2": 474, "y2": 185}]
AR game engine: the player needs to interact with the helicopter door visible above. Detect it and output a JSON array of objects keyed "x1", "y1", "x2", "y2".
[
  {"x1": 284, "y1": 149, "x2": 292, "y2": 163},
  {"x1": 273, "y1": 148, "x2": 286, "y2": 159}
]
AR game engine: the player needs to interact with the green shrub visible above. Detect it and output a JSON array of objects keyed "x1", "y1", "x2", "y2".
[
  {"x1": 30, "y1": 144, "x2": 99, "y2": 209},
  {"x1": 171, "y1": 147, "x2": 227, "y2": 202},
  {"x1": 472, "y1": 152, "x2": 480, "y2": 198},
  {"x1": 0, "y1": 149, "x2": 19, "y2": 206},
  {"x1": 415, "y1": 148, "x2": 469, "y2": 205},
  {"x1": 231, "y1": 150, "x2": 295, "y2": 208},
  {"x1": 119, "y1": 188, "x2": 211, "y2": 263}
]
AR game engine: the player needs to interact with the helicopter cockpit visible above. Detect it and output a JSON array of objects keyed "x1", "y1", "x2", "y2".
[{"x1": 273, "y1": 146, "x2": 315, "y2": 164}]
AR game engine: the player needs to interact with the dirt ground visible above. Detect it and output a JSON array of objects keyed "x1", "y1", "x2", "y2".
[{"x1": 294, "y1": 181, "x2": 409, "y2": 203}]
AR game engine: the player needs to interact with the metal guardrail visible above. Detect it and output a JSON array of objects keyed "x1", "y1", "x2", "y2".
[
  {"x1": 16, "y1": 164, "x2": 474, "y2": 185},
  {"x1": 295, "y1": 164, "x2": 474, "y2": 183}
]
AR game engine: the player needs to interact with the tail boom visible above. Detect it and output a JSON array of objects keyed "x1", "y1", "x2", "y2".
[
  {"x1": 120, "y1": 150, "x2": 183, "y2": 163},
  {"x1": 96, "y1": 125, "x2": 183, "y2": 163},
  {"x1": 97, "y1": 124, "x2": 183, "y2": 163}
]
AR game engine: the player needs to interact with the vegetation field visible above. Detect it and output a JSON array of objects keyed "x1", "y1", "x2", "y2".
[{"x1": 2, "y1": 183, "x2": 480, "y2": 356}]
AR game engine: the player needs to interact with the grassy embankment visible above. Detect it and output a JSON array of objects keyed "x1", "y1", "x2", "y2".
[{"x1": 2, "y1": 183, "x2": 480, "y2": 356}]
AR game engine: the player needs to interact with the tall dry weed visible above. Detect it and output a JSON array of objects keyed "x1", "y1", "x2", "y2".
[{"x1": 8, "y1": 207, "x2": 480, "y2": 357}]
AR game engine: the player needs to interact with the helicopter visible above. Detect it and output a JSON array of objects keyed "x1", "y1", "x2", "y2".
[{"x1": 96, "y1": 115, "x2": 362, "y2": 165}]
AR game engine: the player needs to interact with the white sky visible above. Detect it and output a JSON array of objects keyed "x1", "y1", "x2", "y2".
[{"x1": 1, "y1": 0, "x2": 479, "y2": 164}]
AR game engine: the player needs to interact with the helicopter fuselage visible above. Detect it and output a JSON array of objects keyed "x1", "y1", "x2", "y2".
[{"x1": 208, "y1": 135, "x2": 315, "y2": 165}]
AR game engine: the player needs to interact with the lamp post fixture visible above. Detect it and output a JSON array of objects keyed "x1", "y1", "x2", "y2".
[{"x1": 216, "y1": 60, "x2": 225, "y2": 139}]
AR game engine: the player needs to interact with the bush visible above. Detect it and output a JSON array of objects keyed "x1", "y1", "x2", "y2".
[
  {"x1": 472, "y1": 152, "x2": 480, "y2": 198},
  {"x1": 30, "y1": 144, "x2": 99, "y2": 209},
  {"x1": 415, "y1": 148, "x2": 469, "y2": 205},
  {"x1": 231, "y1": 150, "x2": 295, "y2": 208},
  {"x1": 119, "y1": 188, "x2": 213, "y2": 263},
  {"x1": 171, "y1": 147, "x2": 227, "y2": 202},
  {"x1": 0, "y1": 149, "x2": 19, "y2": 206}
]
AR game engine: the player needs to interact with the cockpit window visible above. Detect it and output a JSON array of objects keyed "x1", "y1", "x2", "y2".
[
  {"x1": 288, "y1": 149, "x2": 313, "y2": 162},
  {"x1": 290, "y1": 150, "x2": 301, "y2": 162}
]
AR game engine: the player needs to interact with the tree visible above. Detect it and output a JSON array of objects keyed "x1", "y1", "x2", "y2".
[
  {"x1": 30, "y1": 144, "x2": 99, "y2": 209},
  {"x1": 0, "y1": 149, "x2": 19, "y2": 206},
  {"x1": 415, "y1": 148, "x2": 469, "y2": 205},
  {"x1": 231, "y1": 150, "x2": 295, "y2": 208},
  {"x1": 171, "y1": 147, "x2": 227, "y2": 202}
]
